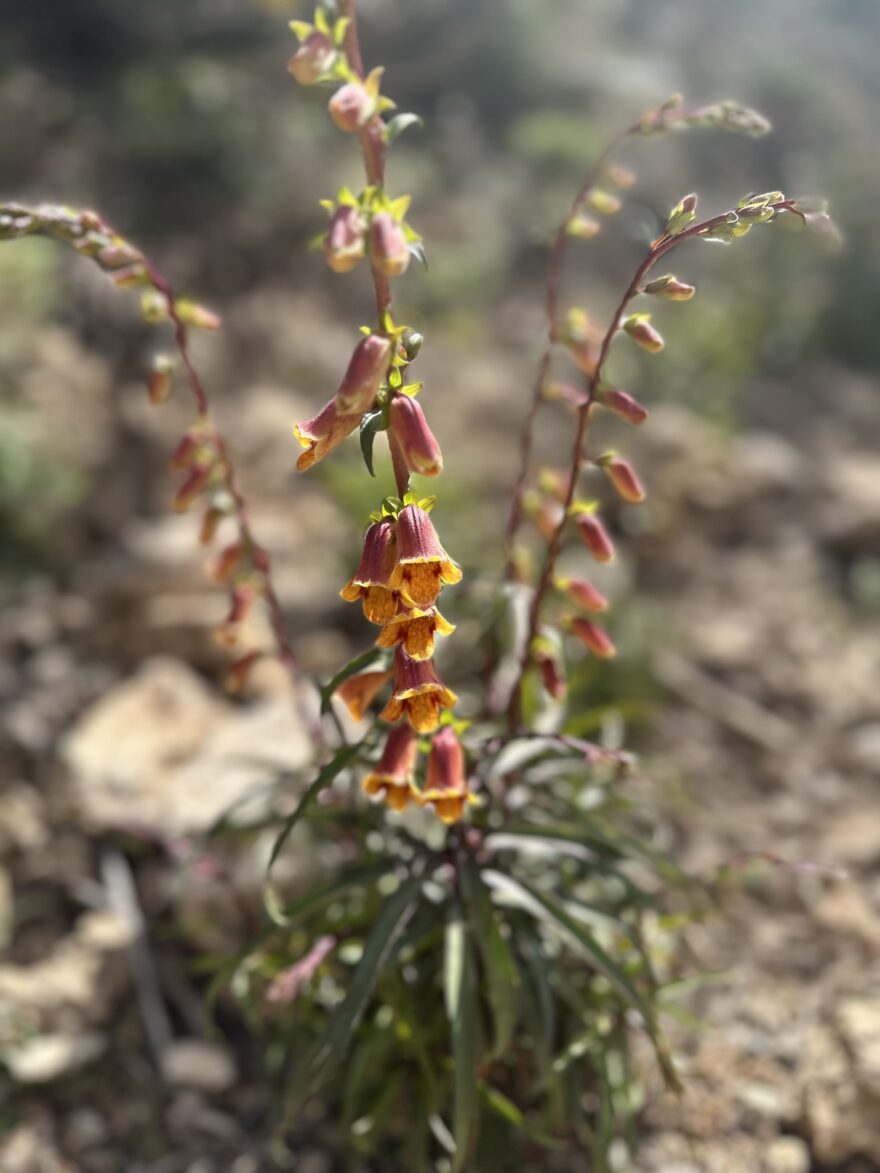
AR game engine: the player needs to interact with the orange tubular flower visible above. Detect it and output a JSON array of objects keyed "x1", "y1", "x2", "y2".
[
  {"x1": 340, "y1": 520, "x2": 400, "y2": 624},
  {"x1": 391, "y1": 504, "x2": 462, "y2": 609},
  {"x1": 380, "y1": 649, "x2": 457, "y2": 733},
  {"x1": 362, "y1": 724, "x2": 418, "y2": 812},
  {"x1": 293, "y1": 398, "x2": 360, "y2": 471},
  {"x1": 375, "y1": 606, "x2": 454, "y2": 661},
  {"x1": 418, "y1": 726, "x2": 477, "y2": 824},
  {"x1": 334, "y1": 669, "x2": 393, "y2": 721},
  {"x1": 389, "y1": 395, "x2": 443, "y2": 477}
]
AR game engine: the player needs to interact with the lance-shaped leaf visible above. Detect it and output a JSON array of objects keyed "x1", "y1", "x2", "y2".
[
  {"x1": 444, "y1": 918, "x2": 480, "y2": 1173},
  {"x1": 360, "y1": 406, "x2": 389, "y2": 477},
  {"x1": 267, "y1": 741, "x2": 363, "y2": 870},
  {"x1": 460, "y1": 855, "x2": 520, "y2": 1060}
]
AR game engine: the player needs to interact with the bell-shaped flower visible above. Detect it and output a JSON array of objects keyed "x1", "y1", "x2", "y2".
[
  {"x1": 340, "y1": 520, "x2": 399, "y2": 624},
  {"x1": 380, "y1": 649, "x2": 457, "y2": 733},
  {"x1": 335, "y1": 669, "x2": 392, "y2": 722},
  {"x1": 335, "y1": 334, "x2": 392, "y2": 414},
  {"x1": 375, "y1": 605, "x2": 454, "y2": 661},
  {"x1": 362, "y1": 724, "x2": 418, "y2": 812},
  {"x1": 293, "y1": 397, "x2": 360, "y2": 471},
  {"x1": 389, "y1": 395, "x2": 443, "y2": 477},
  {"x1": 391, "y1": 504, "x2": 462, "y2": 609},
  {"x1": 418, "y1": 727, "x2": 477, "y2": 824}
]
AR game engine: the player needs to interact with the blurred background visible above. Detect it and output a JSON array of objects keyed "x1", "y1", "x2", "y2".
[{"x1": 1, "y1": 1, "x2": 879, "y2": 1170}]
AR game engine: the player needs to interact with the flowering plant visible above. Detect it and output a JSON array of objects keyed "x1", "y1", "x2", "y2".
[{"x1": 0, "y1": 2, "x2": 831, "y2": 1166}]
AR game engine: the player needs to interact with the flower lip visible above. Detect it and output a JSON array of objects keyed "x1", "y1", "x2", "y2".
[{"x1": 375, "y1": 606, "x2": 454, "y2": 661}]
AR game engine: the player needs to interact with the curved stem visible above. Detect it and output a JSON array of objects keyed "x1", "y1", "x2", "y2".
[{"x1": 507, "y1": 199, "x2": 798, "y2": 726}]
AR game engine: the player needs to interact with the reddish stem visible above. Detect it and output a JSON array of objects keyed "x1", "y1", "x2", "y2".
[{"x1": 507, "y1": 200, "x2": 798, "y2": 725}]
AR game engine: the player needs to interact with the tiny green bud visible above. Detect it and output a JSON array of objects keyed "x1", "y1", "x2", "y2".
[
  {"x1": 401, "y1": 329, "x2": 423, "y2": 361},
  {"x1": 665, "y1": 193, "x2": 698, "y2": 236},
  {"x1": 566, "y1": 214, "x2": 601, "y2": 240},
  {"x1": 589, "y1": 189, "x2": 621, "y2": 215}
]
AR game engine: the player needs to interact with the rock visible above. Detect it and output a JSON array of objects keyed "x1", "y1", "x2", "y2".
[
  {"x1": 161, "y1": 1039, "x2": 237, "y2": 1093},
  {"x1": 762, "y1": 1136, "x2": 810, "y2": 1173},
  {"x1": 837, "y1": 997, "x2": 880, "y2": 1097},
  {"x1": 824, "y1": 805, "x2": 880, "y2": 868},
  {"x1": 820, "y1": 453, "x2": 880, "y2": 552},
  {"x1": 3, "y1": 1031, "x2": 105, "y2": 1083},
  {"x1": 62, "y1": 656, "x2": 312, "y2": 836},
  {"x1": 813, "y1": 885, "x2": 880, "y2": 950},
  {"x1": 0, "y1": 1119, "x2": 75, "y2": 1173}
]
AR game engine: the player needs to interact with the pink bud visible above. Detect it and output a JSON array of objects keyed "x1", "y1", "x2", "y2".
[
  {"x1": 643, "y1": 274, "x2": 695, "y2": 301},
  {"x1": 602, "y1": 389, "x2": 648, "y2": 425},
  {"x1": 335, "y1": 334, "x2": 392, "y2": 414},
  {"x1": 288, "y1": 32, "x2": 336, "y2": 86},
  {"x1": 174, "y1": 464, "x2": 212, "y2": 512},
  {"x1": 215, "y1": 584, "x2": 257, "y2": 647},
  {"x1": 556, "y1": 576, "x2": 609, "y2": 614},
  {"x1": 623, "y1": 316, "x2": 664, "y2": 353},
  {"x1": 389, "y1": 395, "x2": 443, "y2": 477},
  {"x1": 170, "y1": 432, "x2": 201, "y2": 470},
  {"x1": 148, "y1": 355, "x2": 174, "y2": 405},
  {"x1": 329, "y1": 82, "x2": 376, "y2": 133},
  {"x1": 211, "y1": 543, "x2": 245, "y2": 583},
  {"x1": 576, "y1": 513, "x2": 615, "y2": 562},
  {"x1": 199, "y1": 506, "x2": 225, "y2": 546},
  {"x1": 534, "y1": 640, "x2": 567, "y2": 700},
  {"x1": 571, "y1": 618, "x2": 617, "y2": 659},
  {"x1": 324, "y1": 204, "x2": 366, "y2": 273},
  {"x1": 601, "y1": 455, "x2": 646, "y2": 504},
  {"x1": 369, "y1": 212, "x2": 410, "y2": 277}
]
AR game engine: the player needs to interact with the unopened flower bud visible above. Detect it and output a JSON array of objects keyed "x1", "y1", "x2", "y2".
[
  {"x1": 170, "y1": 432, "x2": 201, "y2": 470},
  {"x1": 576, "y1": 512, "x2": 615, "y2": 562},
  {"x1": 211, "y1": 542, "x2": 245, "y2": 583},
  {"x1": 589, "y1": 189, "x2": 621, "y2": 215},
  {"x1": 148, "y1": 354, "x2": 175, "y2": 405},
  {"x1": 534, "y1": 639, "x2": 567, "y2": 700},
  {"x1": 544, "y1": 382, "x2": 588, "y2": 409},
  {"x1": 401, "y1": 329, "x2": 423, "y2": 361},
  {"x1": 600, "y1": 454, "x2": 646, "y2": 504},
  {"x1": 571, "y1": 617, "x2": 617, "y2": 659},
  {"x1": 288, "y1": 32, "x2": 336, "y2": 85},
  {"x1": 215, "y1": 584, "x2": 256, "y2": 646},
  {"x1": 335, "y1": 334, "x2": 392, "y2": 414},
  {"x1": 369, "y1": 212, "x2": 410, "y2": 277},
  {"x1": 389, "y1": 395, "x2": 443, "y2": 477},
  {"x1": 566, "y1": 214, "x2": 600, "y2": 240},
  {"x1": 556, "y1": 576, "x2": 609, "y2": 614},
  {"x1": 329, "y1": 82, "x2": 376, "y2": 133},
  {"x1": 538, "y1": 468, "x2": 569, "y2": 501},
  {"x1": 174, "y1": 464, "x2": 212, "y2": 513},
  {"x1": 643, "y1": 274, "x2": 695, "y2": 301},
  {"x1": 602, "y1": 388, "x2": 648, "y2": 425},
  {"x1": 606, "y1": 163, "x2": 636, "y2": 190},
  {"x1": 665, "y1": 193, "x2": 698, "y2": 236},
  {"x1": 623, "y1": 315, "x2": 664, "y2": 353},
  {"x1": 324, "y1": 204, "x2": 366, "y2": 273},
  {"x1": 226, "y1": 651, "x2": 262, "y2": 695},
  {"x1": 175, "y1": 300, "x2": 222, "y2": 332},
  {"x1": 199, "y1": 506, "x2": 226, "y2": 545}
]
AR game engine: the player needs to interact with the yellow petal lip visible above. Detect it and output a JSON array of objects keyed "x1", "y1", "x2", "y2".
[{"x1": 340, "y1": 579, "x2": 361, "y2": 602}]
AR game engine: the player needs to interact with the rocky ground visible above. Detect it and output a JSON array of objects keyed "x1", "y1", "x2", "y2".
[{"x1": 1, "y1": 320, "x2": 879, "y2": 1171}]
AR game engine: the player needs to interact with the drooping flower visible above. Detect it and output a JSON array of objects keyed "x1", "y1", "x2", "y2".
[
  {"x1": 375, "y1": 606, "x2": 454, "y2": 661},
  {"x1": 335, "y1": 334, "x2": 392, "y2": 414},
  {"x1": 335, "y1": 669, "x2": 393, "y2": 721},
  {"x1": 380, "y1": 649, "x2": 457, "y2": 733},
  {"x1": 329, "y1": 81, "x2": 376, "y2": 132},
  {"x1": 362, "y1": 723, "x2": 419, "y2": 812},
  {"x1": 293, "y1": 397, "x2": 361, "y2": 471},
  {"x1": 418, "y1": 726, "x2": 477, "y2": 824},
  {"x1": 324, "y1": 204, "x2": 366, "y2": 273},
  {"x1": 391, "y1": 504, "x2": 462, "y2": 609},
  {"x1": 340, "y1": 520, "x2": 399, "y2": 624},
  {"x1": 389, "y1": 395, "x2": 443, "y2": 477},
  {"x1": 288, "y1": 32, "x2": 337, "y2": 85},
  {"x1": 369, "y1": 211, "x2": 410, "y2": 277}
]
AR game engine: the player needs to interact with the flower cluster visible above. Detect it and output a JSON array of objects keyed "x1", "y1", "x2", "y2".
[{"x1": 287, "y1": 12, "x2": 475, "y2": 824}]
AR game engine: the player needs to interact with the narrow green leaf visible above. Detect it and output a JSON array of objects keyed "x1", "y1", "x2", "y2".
[
  {"x1": 444, "y1": 919, "x2": 480, "y2": 1173},
  {"x1": 267, "y1": 741, "x2": 362, "y2": 870},
  {"x1": 360, "y1": 408, "x2": 388, "y2": 477},
  {"x1": 307, "y1": 871, "x2": 423, "y2": 1082},
  {"x1": 263, "y1": 860, "x2": 390, "y2": 928},
  {"x1": 461, "y1": 856, "x2": 520, "y2": 1060},
  {"x1": 320, "y1": 646, "x2": 390, "y2": 713},
  {"x1": 384, "y1": 112, "x2": 423, "y2": 144},
  {"x1": 484, "y1": 870, "x2": 679, "y2": 1090}
]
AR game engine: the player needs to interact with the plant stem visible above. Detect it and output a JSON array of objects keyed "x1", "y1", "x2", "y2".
[
  {"x1": 503, "y1": 126, "x2": 638, "y2": 579},
  {"x1": 507, "y1": 199, "x2": 798, "y2": 726},
  {"x1": 341, "y1": 0, "x2": 407, "y2": 495}
]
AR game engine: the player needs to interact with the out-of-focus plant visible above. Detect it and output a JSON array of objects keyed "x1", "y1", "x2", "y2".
[{"x1": 0, "y1": 3, "x2": 833, "y2": 1167}]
